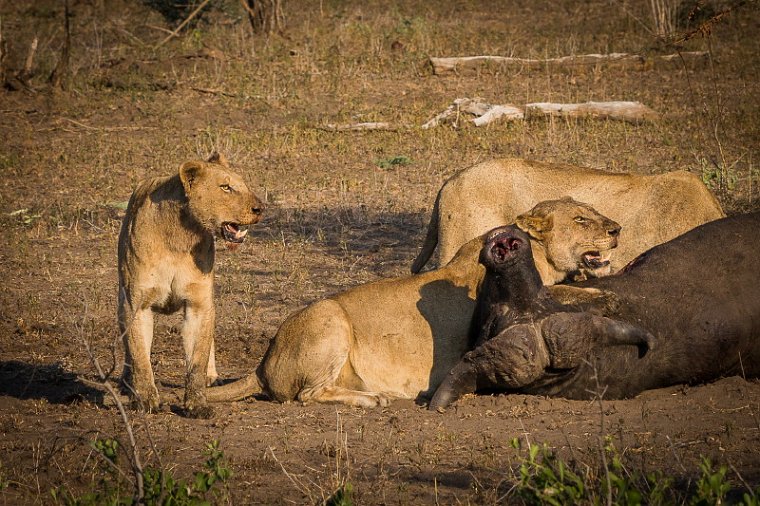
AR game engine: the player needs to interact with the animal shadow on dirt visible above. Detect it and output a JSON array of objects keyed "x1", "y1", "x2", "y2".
[
  {"x1": 416, "y1": 280, "x2": 476, "y2": 403},
  {"x1": 0, "y1": 360, "x2": 105, "y2": 405},
  {"x1": 252, "y1": 206, "x2": 425, "y2": 266},
  {"x1": 390, "y1": 467, "x2": 474, "y2": 490}
]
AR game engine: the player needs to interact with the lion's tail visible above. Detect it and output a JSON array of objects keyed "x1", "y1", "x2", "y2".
[
  {"x1": 410, "y1": 189, "x2": 441, "y2": 274},
  {"x1": 206, "y1": 372, "x2": 264, "y2": 403}
]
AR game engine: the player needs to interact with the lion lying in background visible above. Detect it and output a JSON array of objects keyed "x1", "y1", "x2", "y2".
[
  {"x1": 118, "y1": 153, "x2": 263, "y2": 418},
  {"x1": 207, "y1": 198, "x2": 620, "y2": 407},
  {"x1": 411, "y1": 158, "x2": 725, "y2": 273}
]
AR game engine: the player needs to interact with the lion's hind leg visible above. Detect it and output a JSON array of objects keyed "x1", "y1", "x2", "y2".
[
  {"x1": 261, "y1": 300, "x2": 391, "y2": 407},
  {"x1": 299, "y1": 385, "x2": 392, "y2": 408}
]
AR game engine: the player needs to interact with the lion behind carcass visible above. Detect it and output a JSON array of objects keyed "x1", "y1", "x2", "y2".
[{"x1": 411, "y1": 158, "x2": 724, "y2": 273}]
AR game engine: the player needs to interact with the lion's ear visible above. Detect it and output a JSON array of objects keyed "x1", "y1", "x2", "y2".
[
  {"x1": 207, "y1": 152, "x2": 229, "y2": 167},
  {"x1": 179, "y1": 161, "x2": 206, "y2": 191},
  {"x1": 515, "y1": 212, "x2": 553, "y2": 240}
]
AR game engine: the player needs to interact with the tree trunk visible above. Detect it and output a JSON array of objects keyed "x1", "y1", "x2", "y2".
[
  {"x1": 241, "y1": 0, "x2": 285, "y2": 34},
  {"x1": 49, "y1": 0, "x2": 71, "y2": 90}
]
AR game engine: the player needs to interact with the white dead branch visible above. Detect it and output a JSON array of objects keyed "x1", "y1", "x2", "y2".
[
  {"x1": 525, "y1": 101, "x2": 659, "y2": 124},
  {"x1": 421, "y1": 98, "x2": 523, "y2": 129},
  {"x1": 322, "y1": 122, "x2": 394, "y2": 131},
  {"x1": 429, "y1": 51, "x2": 708, "y2": 75},
  {"x1": 422, "y1": 98, "x2": 658, "y2": 128}
]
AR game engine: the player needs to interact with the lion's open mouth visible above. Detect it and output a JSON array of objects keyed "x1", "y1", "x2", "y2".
[
  {"x1": 221, "y1": 222, "x2": 249, "y2": 244},
  {"x1": 490, "y1": 235, "x2": 523, "y2": 263},
  {"x1": 582, "y1": 251, "x2": 610, "y2": 270}
]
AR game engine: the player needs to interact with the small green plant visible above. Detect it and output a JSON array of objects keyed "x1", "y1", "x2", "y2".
[
  {"x1": 742, "y1": 489, "x2": 760, "y2": 506},
  {"x1": 191, "y1": 28, "x2": 204, "y2": 50},
  {"x1": 0, "y1": 462, "x2": 9, "y2": 491},
  {"x1": 324, "y1": 482, "x2": 354, "y2": 506},
  {"x1": 375, "y1": 155, "x2": 412, "y2": 169},
  {"x1": 511, "y1": 438, "x2": 586, "y2": 505},
  {"x1": 52, "y1": 439, "x2": 232, "y2": 506},
  {"x1": 697, "y1": 156, "x2": 739, "y2": 191},
  {"x1": 106, "y1": 201, "x2": 130, "y2": 211},
  {"x1": 603, "y1": 438, "x2": 674, "y2": 506},
  {"x1": 0, "y1": 152, "x2": 20, "y2": 170},
  {"x1": 93, "y1": 438, "x2": 119, "y2": 465},
  {"x1": 8, "y1": 208, "x2": 42, "y2": 226},
  {"x1": 691, "y1": 457, "x2": 730, "y2": 506},
  {"x1": 509, "y1": 437, "x2": 756, "y2": 505}
]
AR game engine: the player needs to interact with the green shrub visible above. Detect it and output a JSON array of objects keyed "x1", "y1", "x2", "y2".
[{"x1": 51, "y1": 439, "x2": 232, "y2": 506}]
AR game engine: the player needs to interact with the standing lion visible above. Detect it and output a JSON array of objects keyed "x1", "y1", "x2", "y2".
[{"x1": 118, "y1": 153, "x2": 263, "y2": 418}]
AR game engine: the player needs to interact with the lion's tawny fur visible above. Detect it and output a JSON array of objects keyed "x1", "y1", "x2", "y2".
[
  {"x1": 411, "y1": 158, "x2": 725, "y2": 273},
  {"x1": 118, "y1": 153, "x2": 263, "y2": 417}
]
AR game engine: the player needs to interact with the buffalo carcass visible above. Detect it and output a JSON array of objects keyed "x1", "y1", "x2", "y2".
[{"x1": 430, "y1": 213, "x2": 760, "y2": 409}]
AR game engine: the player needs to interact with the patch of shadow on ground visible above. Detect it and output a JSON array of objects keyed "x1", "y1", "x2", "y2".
[
  {"x1": 251, "y1": 206, "x2": 427, "y2": 264},
  {"x1": 0, "y1": 360, "x2": 104, "y2": 404}
]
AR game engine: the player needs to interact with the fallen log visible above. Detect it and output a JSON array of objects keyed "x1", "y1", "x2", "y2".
[
  {"x1": 421, "y1": 98, "x2": 658, "y2": 128},
  {"x1": 430, "y1": 51, "x2": 708, "y2": 75},
  {"x1": 525, "y1": 101, "x2": 659, "y2": 124},
  {"x1": 322, "y1": 122, "x2": 394, "y2": 131}
]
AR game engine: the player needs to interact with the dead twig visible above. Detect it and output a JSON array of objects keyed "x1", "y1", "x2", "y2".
[
  {"x1": 669, "y1": 0, "x2": 747, "y2": 45},
  {"x1": 43, "y1": 117, "x2": 158, "y2": 132},
  {"x1": 145, "y1": 24, "x2": 176, "y2": 36},
  {"x1": 525, "y1": 101, "x2": 659, "y2": 124},
  {"x1": 422, "y1": 98, "x2": 657, "y2": 129},
  {"x1": 730, "y1": 462, "x2": 757, "y2": 499},
  {"x1": 191, "y1": 86, "x2": 237, "y2": 98},
  {"x1": 267, "y1": 446, "x2": 315, "y2": 503},
  {"x1": 586, "y1": 358, "x2": 612, "y2": 506},
  {"x1": 155, "y1": 0, "x2": 212, "y2": 50},
  {"x1": 78, "y1": 303, "x2": 144, "y2": 503},
  {"x1": 22, "y1": 36, "x2": 38, "y2": 80}
]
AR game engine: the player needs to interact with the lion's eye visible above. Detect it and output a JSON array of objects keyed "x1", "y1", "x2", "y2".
[
  {"x1": 220, "y1": 184, "x2": 232, "y2": 193},
  {"x1": 574, "y1": 216, "x2": 588, "y2": 223}
]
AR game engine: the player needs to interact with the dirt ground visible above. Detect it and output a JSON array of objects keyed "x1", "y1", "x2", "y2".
[{"x1": 1, "y1": 0, "x2": 760, "y2": 503}]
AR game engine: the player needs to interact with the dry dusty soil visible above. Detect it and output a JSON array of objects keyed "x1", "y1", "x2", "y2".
[{"x1": 1, "y1": 0, "x2": 760, "y2": 503}]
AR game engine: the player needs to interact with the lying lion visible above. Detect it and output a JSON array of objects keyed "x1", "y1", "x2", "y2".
[
  {"x1": 207, "y1": 198, "x2": 620, "y2": 407},
  {"x1": 411, "y1": 158, "x2": 725, "y2": 273},
  {"x1": 118, "y1": 153, "x2": 264, "y2": 418}
]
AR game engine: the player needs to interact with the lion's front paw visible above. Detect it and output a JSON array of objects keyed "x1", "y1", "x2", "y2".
[
  {"x1": 374, "y1": 392, "x2": 392, "y2": 407},
  {"x1": 183, "y1": 389, "x2": 214, "y2": 418},
  {"x1": 183, "y1": 404, "x2": 215, "y2": 419},
  {"x1": 129, "y1": 388, "x2": 160, "y2": 413},
  {"x1": 356, "y1": 392, "x2": 392, "y2": 408}
]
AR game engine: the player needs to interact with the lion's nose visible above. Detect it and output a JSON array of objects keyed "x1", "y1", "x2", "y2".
[
  {"x1": 251, "y1": 199, "x2": 265, "y2": 216},
  {"x1": 608, "y1": 225, "x2": 621, "y2": 237}
]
